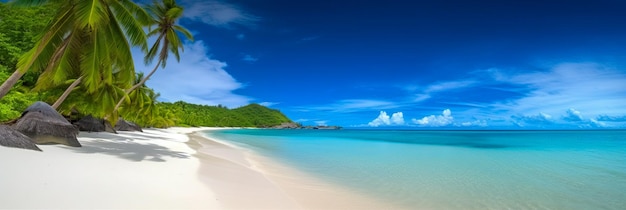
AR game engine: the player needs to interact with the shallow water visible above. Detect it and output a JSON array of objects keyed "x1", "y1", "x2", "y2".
[{"x1": 204, "y1": 129, "x2": 626, "y2": 209}]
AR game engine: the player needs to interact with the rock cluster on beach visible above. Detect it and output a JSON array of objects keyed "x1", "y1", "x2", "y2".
[{"x1": 0, "y1": 101, "x2": 145, "y2": 151}]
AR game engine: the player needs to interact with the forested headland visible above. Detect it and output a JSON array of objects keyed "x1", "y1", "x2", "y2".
[{"x1": 0, "y1": 2, "x2": 292, "y2": 128}]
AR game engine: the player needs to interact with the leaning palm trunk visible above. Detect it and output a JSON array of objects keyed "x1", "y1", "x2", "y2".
[
  {"x1": 111, "y1": 59, "x2": 162, "y2": 114},
  {"x1": 0, "y1": 70, "x2": 25, "y2": 99},
  {"x1": 108, "y1": 0, "x2": 193, "y2": 121},
  {"x1": 52, "y1": 76, "x2": 83, "y2": 109}
]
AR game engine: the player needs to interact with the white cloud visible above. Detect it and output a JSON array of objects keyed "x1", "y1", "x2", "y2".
[
  {"x1": 597, "y1": 115, "x2": 626, "y2": 122},
  {"x1": 490, "y1": 63, "x2": 626, "y2": 118},
  {"x1": 242, "y1": 54, "x2": 258, "y2": 62},
  {"x1": 391, "y1": 112, "x2": 405, "y2": 125},
  {"x1": 182, "y1": 0, "x2": 259, "y2": 28},
  {"x1": 590, "y1": 118, "x2": 607, "y2": 127},
  {"x1": 511, "y1": 112, "x2": 553, "y2": 127},
  {"x1": 414, "y1": 94, "x2": 431, "y2": 102},
  {"x1": 461, "y1": 120, "x2": 488, "y2": 127},
  {"x1": 562, "y1": 108, "x2": 584, "y2": 122},
  {"x1": 368, "y1": 111, "x2": 405, "y2": 127},
  {"x1": 368, "y1": 111, "x2": 390, "y2": 127},
  {"x1": 133, "y1": 41, "x2": 252, "y2": 108},
  {"x1": 412, "y1": 109, "x2": 454, "y2": 127},
  {"x1": 259, "y1": 102, "x2": 279, "y2": 107},
  {"x1": 406, "y1": 80, "x2": 476, "y2": 103},
  {"x1": 424, "y1": 80, "x2": 477, "y2": 93},
  {"x1": 301, "y1": 99, "x2": 400, "y2": 113}
]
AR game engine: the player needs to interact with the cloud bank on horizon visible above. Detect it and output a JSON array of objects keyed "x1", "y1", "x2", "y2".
[
  {"x1": 361, "y1": 63, "x2": 626, "y2": 129},
  {"x1": 135, "y1": 0, "x2": 626, "y2": 129}
]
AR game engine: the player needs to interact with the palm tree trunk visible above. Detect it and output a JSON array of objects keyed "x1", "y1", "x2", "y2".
[
  {"x1": 0, "y1": 70, "x2": 27, "y2": 100},
  {"x1": 52, "y1": 76, "x2": 83, "y2": 109},
  {"x1": 111, "y1": 59, "x2": 162, "y2": 113},
  {"x1": 130, "y1": 59, "x2": 162, "y2": 94}
]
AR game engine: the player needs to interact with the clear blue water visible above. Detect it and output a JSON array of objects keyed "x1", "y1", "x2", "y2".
[{"x1": 203, "y1": 129, "x2": 626, "y2": 209}]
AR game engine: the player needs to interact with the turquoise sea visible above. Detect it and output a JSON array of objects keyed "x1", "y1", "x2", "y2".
[{"x1": 203, "y1": 129, "x2": 626, "y2": 209}]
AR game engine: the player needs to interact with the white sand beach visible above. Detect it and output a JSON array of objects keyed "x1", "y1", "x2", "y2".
[
  {"x1": 0, "y1": 127, "x2": 222, "y2": 209},
  {"x1": 188, "y1": 131, "x2": 394, "y2": 210},
  {"x1": 0, "y1": 127, "x2": 392, "y2": 209}
]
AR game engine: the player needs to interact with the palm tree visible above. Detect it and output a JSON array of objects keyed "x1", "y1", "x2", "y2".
[
  {"x1": 120, "y1": 75, "x2": 162, "y2": 127},
  {"x1": 121, "y1": 72, "x2": 153, "y2": 115},
  {"x1": 111, "y1": 0, "x2": 193, "y2": 116},
  {"x1": 0, "y1": 0, "x2": 151, "y2": 107}
]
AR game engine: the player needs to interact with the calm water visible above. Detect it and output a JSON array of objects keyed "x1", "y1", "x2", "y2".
[{"x1": 203, "y1": 129, "x2": 626, "y2": 209}]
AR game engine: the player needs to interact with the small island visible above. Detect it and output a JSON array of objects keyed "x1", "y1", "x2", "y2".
[{"x1": 270, "y1": 122, "x2": 342, "y2": 130}]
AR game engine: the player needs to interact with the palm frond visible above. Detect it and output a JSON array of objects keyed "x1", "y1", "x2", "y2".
[
  {"x1": 118, "y1": 0, "x2": 152, "y2": 26},
  {"x1": 75, "y1": 0, "x2": 108, "y2": 29},
  {"x1": 144, "y1": 32, "x2": 164, "y2": 65},
  {"x1": 105, "y1": 13, "x2": 136, "y2": 88},
  {"x1": 80, "y1": 29, "x2": 103, "y2": 93},
  {"x1": 165, "y1": 6, "x2": 183, "y2": 19},
  {"x1": 173, "y1": 25, "x2": 194, "y2": 41},
  {"x1": 108, "y1": 0, "x2": 148, "y2": 50}
]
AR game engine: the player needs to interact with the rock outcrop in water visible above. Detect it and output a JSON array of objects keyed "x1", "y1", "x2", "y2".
[{"x1": 271, "y1": 122, "x2": 341, "y2": 130}]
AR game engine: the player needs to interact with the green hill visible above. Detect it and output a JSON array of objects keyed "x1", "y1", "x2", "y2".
[
  {"x1": 156, "y1": 101, "x2": 292, "y2": 127},
  {"x1": 232, "y1": 103, "x2": 292, "y2": 127}
]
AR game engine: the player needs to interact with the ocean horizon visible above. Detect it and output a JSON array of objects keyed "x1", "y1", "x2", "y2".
[{"x1": 203, "y1": 129, "x2": 626, "y2": 209}]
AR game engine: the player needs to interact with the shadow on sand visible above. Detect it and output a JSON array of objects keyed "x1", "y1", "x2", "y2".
[{"x1": 61, "y1": 131, "x2": 190, "y2": 162}]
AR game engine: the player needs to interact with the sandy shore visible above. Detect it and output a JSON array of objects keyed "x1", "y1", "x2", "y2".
[
  {"x1": 0, "y1": 127, "x2": 221, "y2": 209},
  {"x1": 0, "y1": 127, "x2": 394, "y2": 209},
  {"x1": 190, "y1": 131, "x2": 397, "y2": 210}
]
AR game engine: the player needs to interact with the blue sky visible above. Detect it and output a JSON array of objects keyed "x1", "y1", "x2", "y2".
[{"x1": 135, "y1": 0, "x2": 626, "y2": 129}]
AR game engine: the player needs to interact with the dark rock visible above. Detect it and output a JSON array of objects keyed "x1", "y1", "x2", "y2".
[
  {"x1": 0, "y1": 125, "x2": 42, "y2": 151},
  {"x1": 74, "y1": 115, "x2": 105, "y2": 132},
  {"x1": 13, "y1": 101, "x2": 81, "y2": 147},
  {"x1": 115, "y1": 119, "x2": 143, "y2": 132},
  {"x1": 74, "y1": 115, "x2": 117, "y2": 133},
  {"x1": 272, "y1": 122, "x2": 300, "y2": 129}
]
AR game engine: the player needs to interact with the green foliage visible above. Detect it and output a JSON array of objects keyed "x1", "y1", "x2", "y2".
[
  {"x1": 19, "y1": 0, "x2": 150, "y2": 95},
  {"x1": 157, "y1": 102, "x2": 292, "y2": 128},
  {"x1": 0, "y1": 3, "x2": 55, "y2": 52},
  {"x1": 0, "y1": 68, "x2": 37, "y2": 122},
  {"x1": 0, "y1": 2, "x2": 295, "y2": 127},
  {"x1": 0, "y1": 2, "x2": 55, "y2": 87},
  {"x1": 0, "y1": 33, "x2": 22, "y2": 67}
]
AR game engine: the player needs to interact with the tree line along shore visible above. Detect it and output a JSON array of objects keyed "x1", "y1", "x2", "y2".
[
  {"x1": 0, "y1": 1, "x2": 295, "y2": 151},
  {"x1": 0, "y1": 1, "x2": 293, "y2": 128}
]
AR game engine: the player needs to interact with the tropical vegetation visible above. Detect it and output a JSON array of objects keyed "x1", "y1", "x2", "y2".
[
  {"x1": 159, "y1": 102, "x2": 292, "y2": 127},
  {"x1": 0, "y1": 1, "x2": 293, "y2": 128}
]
